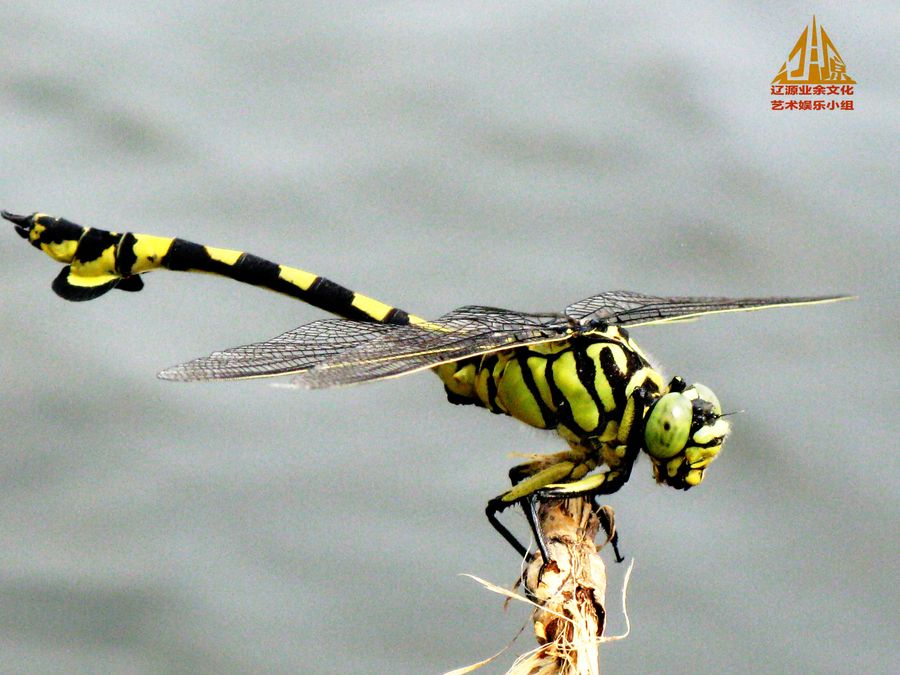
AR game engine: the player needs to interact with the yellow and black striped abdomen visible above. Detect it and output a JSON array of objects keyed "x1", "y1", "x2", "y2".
[
  {"x1": 7, "y1": 212, "x2": 414, "y2": 325},
  {"x1": 438, "y1": 332, "x2": 665, "y2": 444},
  {"x1": 148, "y1": 236, "x2": 413, "y2": 324}
]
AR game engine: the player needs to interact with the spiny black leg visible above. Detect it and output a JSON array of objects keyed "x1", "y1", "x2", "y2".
[
  {"x1": 488, "y1": 492, "x2": 622, "y2": 565},
  {"x1": 610, "y1": 532, "x2": 623, "y2": 563},
  {"x1": 485, "y1": 498, "x2": 528, "y2": 559},
  {"x1": 593, "y1": 500, "x2": 624, "y2": 563},
  {"x1": 523, "y1": 494, "x2": 551, "y2": 565}
]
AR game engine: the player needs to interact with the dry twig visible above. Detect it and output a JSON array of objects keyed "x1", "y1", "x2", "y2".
[
  {"x1": 509, "y1": 498, "x2": 612, "y2": 675},
  {"x1": 451, "y1": 499, "x2": 623, "y2": 675}
]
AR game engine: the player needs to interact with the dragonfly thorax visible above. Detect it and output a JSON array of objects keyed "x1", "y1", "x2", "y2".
[
  {"x1": 436, "y1": 332, "x2": 731, "y2": 491},
  {"x1": 436, "y1": 330, "x2": 666, "y2": 441}
]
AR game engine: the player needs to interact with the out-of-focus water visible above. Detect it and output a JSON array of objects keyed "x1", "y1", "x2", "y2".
[{"x1": 1, "y1": 3, "x2": 896, "y2": 673}]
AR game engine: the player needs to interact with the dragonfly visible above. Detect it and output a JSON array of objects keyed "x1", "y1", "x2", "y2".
[{"x1": 5, "y1": 210, "x2": 850, "y2": 562}]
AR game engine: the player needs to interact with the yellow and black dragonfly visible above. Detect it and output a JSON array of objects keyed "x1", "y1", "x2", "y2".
[{"x1": 6, "y1": 210, "x2": 849, "y2": 562}]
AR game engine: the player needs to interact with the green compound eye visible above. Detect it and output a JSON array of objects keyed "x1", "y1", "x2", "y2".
[
  {"x1": 645, "y1": 392, "x2": 693, "y2": 459},
  {"x1": 691, "y1": 382, "x2": 721, "y2": 415}
]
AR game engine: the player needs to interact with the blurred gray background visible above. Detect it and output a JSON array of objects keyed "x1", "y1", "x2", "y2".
[{"x1": 1, "y1": 2, "x2": 897, "y2": 673}]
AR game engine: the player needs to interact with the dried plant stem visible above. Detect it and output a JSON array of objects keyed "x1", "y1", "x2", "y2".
[{"x1": 509, "y1": 498, "x2": 610, "y2": 675}]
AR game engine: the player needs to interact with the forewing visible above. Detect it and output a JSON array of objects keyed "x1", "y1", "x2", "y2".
[
  {"x1": 293, "y1": 305, "x2": 567, "y2": 388},
  {"x1": 158, "y1": 319, "x2": 395, "y2": 381},
  {"x1": 565, "y1": 290, "x2": 851, "y2": 328}
]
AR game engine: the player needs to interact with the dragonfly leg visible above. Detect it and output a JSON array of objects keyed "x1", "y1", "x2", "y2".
[
  {"x1": 532, "y1": 452, "x2": 639, "y2": 564},
  {"x1": 488, "y1": 481, "x2": 622, "y2": 565},
  {"x1": 488, "y1": 386, "x2": 651, "y2": 561},
  {"x1": 486, "y1": 497, "x2": 528, "y2": 559},
  {"x1": 486, "y1": 459, "x2": 581, "y2": 561},
  {"x1": 592, "y1": 501, "x2": 624, "y2": 563},
  {"x1": 522, "y1": 493, "x2": 551, "y2": 564},
  {"x1": 508, "y1": 449, "x2": 580, "y2": 486},
  {"x1": 485, "y1": 493, "x2": 553, "y2": 564}
]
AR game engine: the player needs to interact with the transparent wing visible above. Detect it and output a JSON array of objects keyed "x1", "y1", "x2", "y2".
[
  {"x1": 564, "y1": 290, "x2": 851, "y2": 328},
  {"x1": 294, "y1": 306, "x2": 566, "y2": 388},
  {"x1": 159, "y1": 306, "x2": 568, "y2": 386},
  {"x1": 158, "y1": 319, "x2": 395, "y2": 381}
]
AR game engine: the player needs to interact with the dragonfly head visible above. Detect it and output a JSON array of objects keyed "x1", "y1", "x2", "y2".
[
  {"x1": 643, "y1": 380, "x2": 731, "y2": 489},
  {"x1": 3, "y1": 211, "x2": 83, "y2": 263}
]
